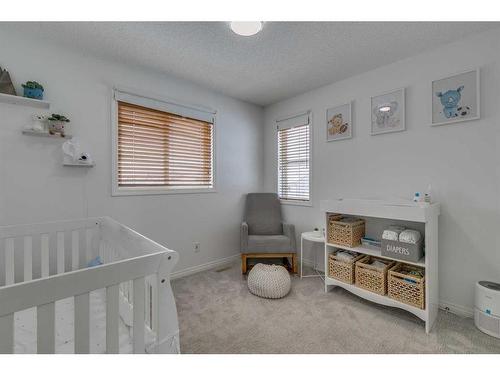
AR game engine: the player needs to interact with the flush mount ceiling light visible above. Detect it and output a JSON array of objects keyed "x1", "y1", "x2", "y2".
[
  {"x1": 230, "y1": 22, "x2": 263, "y2": 36},
  {"x1": 378, "y1": 106, "x2": 392, "y2": 112}
]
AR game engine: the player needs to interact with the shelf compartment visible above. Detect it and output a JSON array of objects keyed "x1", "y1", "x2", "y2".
[
  {"x1": 0, "y1": 92, "x2": 50, "y2": 109},
  {"x1": 326, "y1": 276, "x2": 427, "y2": 321},
  {"x1": 326, "y1": 242, "x2": 425, "y2": 267}
]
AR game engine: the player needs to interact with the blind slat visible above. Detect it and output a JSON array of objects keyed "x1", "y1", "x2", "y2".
[
  {"x1": 277, "y1": 123, "x2": 310, "y2": 202},
  {"x1": 117, "y1": 101, "x2": 213, "y2": 188}
]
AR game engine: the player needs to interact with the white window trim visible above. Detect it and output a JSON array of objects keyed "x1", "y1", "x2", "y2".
[
  {"x1": 111, "y1": 87, "x2": 217, "y2": 197},
  {"x1": 276, "y1": 110, "x2": 313, "y2": 207}
]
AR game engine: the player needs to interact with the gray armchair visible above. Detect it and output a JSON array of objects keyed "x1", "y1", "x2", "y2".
[{"x1": 240, "y1": 193, "x2": 296, "y2": 273}]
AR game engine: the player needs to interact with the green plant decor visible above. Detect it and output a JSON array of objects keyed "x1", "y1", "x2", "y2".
[
  {"x1": 22, "y1": 81, "x2": 44, "y2": 91},
  {"x1": 48, "y1": 114, "x2": 70, "y2": 122}
]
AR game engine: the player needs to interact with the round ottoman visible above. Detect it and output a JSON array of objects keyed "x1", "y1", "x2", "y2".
[{"x1": 247, "y1": 263, "x2": 291, "y2": 299}]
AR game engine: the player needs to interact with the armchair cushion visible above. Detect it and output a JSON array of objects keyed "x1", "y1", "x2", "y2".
[
  {"x1": 245, "y1": 193, "x2": 283, "y2": 235},
  {"x1": 245, "y1": 235, "x2": 293, "y2": 254}
]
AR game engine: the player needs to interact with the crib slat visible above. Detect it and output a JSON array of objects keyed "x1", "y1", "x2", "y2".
[
  {"x1": 72, "y1": 230, "x2": 79, "y2": 271},
  {"x1": 0, "y1": 313, "x2": 14, "y2": 353},
  {"x1": 57, "y1": 232, "x2": 65, "y2": 274},
  {"x1": 106, "y1": 284, "x2": 119, "y2": 354},
  {"x1": 41, "y1": 234, "x2": 50, "y2": 278},
  {"x1": 74, "y1": 292, "x2": 90, "y2": 354},
  {"x1": 5, "y1": 238, "x2": 14, "y2": 285},
  {"x1": 37, "y1": 302, "x2": 55, "y2": 353},
  {"x1": 24, "y1": 236, "x2": 33, "y2": 281},
  {"x1": 133, "y1": 277, "x2": 145, "y2": 353}
]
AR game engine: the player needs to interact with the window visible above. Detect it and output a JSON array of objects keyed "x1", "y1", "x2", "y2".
[
  {"x1": 277, "y1": 111, "x2": 311, "y2": 203},
  {"x1": 112, "y1": 90, "x2": 215, "y2": 195}
]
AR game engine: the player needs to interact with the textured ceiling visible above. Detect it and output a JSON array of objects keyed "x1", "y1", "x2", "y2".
[{"x1": 0, "y1": 22, "x2": 497, "y2": 106}]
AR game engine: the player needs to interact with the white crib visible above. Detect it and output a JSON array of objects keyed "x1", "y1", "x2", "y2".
[{"x1": 0, "y1": 217, "x2": 179, "y2": 354}]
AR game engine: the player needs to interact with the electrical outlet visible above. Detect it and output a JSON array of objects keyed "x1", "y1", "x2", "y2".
[{"x1": 193, "y1": 242, "x2": 201, "y2": 253}]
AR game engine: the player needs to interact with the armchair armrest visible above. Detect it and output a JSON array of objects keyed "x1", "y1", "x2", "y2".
[
  {"x1": 283, "y1": 222, "x2": 297, "y2": 253},
  {"x1": 240, "y1": 222, "x2": 249, "y2": 252}
]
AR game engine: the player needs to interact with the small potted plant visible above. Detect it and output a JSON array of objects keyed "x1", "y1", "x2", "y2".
[
  {"x1": 22, "y1": 81, "x2": 44, "y2": 100},
  {"x1": 48, "y1": 114, "x2": 70, "y2": 137}
]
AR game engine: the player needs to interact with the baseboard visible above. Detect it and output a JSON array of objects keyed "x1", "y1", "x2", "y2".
[
  {"x1": 171, "y1": 254, "x2": 240, "y2": 280},
  {"x1": 439, "y1": 300, "x2": 474, "y2": 318}
]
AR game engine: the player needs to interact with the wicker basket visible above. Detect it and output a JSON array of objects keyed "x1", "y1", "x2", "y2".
[
  {"x1": 355, "y1": 256, "x2": 395, "y2": 295},
  {"x1": 328, "y1": 251, "x2": 365, "y2": 284},
  {"x1": 328, "y1": 215, "x2": 365, "y2": 248},
  {"x1": 388, "y1": 263, "x2": 425, "y2": 309}
]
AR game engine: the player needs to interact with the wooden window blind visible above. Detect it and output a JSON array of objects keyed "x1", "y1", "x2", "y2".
[
  {"x1": 277, "y1": 122, "x2": 310, "y2": 202},
  {"x1": 117, "y1": 101, "x2": 214, "y2": 189}
]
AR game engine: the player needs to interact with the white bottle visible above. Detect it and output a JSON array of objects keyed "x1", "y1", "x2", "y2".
[{"x1": 424, "y1": 185, "x2": 432, "y2": 203}]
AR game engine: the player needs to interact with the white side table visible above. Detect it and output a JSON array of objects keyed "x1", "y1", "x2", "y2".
[{"x1": 300, "y1": 231, "x2": 325, "y2": 279}]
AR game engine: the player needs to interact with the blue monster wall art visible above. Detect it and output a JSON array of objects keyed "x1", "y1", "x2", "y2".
[
  {"x1": 431, "y1": 69, "x2": 479, "y2": 126},
  {"x1": 436, "y1": 86, "x2": 464, "y2": 118}
]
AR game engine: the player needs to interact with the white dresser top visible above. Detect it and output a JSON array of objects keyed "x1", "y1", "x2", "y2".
[{"x1": 320, "y1": 198, "x2": 440, "y2": 223}]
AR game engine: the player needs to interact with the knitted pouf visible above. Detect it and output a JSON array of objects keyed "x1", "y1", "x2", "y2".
[{"x1": 247, "y1": 263, "x2": 291, "y2": 299}]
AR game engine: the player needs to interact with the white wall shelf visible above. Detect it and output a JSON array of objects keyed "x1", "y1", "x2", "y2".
[
  {"x1": 322, "y1": 198, "x2": 440, "y2": 333},
  {"x1": 22, "y1": 129, "x2": 72, "y2": 139},
  {"x1": 0, "y1": 93, "x2": 50, "y2": 109},
  {"x1": 63, "y1": 162, "x2": 94, "y2": 167}
]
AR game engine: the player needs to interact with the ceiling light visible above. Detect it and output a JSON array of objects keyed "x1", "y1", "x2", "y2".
[
  {"x1": 379, "y1": 106, "x2": 391, "y2": 112},
  {"x1": 230, "y1": 22, "x2": 263, "y2": 36}
]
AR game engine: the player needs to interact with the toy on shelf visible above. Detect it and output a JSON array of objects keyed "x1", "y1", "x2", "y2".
[
  {"x1": 62, "y1": 137, "x2": 93, "y2": 166},
  {"x1": 0, "y1": 67, "x2": 16, "y2": 95},
  {"x1": 48, "y1": 113, "x2": 70, "y2": 137}
]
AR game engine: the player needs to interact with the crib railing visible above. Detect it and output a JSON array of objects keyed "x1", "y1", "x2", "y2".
[{"x1": 0, "y1": 217, "x2": 179, "y2": 354}]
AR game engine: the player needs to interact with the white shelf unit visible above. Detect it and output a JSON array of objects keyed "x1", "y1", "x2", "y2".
[
  {"x1": 320, "y1": 199, "x2": 440, "y2": 333},
  {"x1": 0, "y1": 92, "x2": 50, "y2": 109}
]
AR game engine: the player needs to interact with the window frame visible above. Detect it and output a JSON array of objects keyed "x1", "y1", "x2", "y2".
[
  {"x1": 111, "y1": 88, "x2": 217, "y2": 196},
  {"x1": 276, "y1": 110, "x2": 313, "y2": 207}
]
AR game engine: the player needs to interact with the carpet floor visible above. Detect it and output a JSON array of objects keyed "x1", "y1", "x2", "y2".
[{"x1": 171, "y1": 262, "x2": 500, "y2": 354}]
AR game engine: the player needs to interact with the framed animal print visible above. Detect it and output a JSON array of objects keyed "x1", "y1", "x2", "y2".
[
  {"x1": 371, "y1": 88, "x2": 405, "y2": 135},
  {"x1": 327, "y1": 102, "x2": 352, "y2": 141},
  {"x1": 431, "y1": 68, "x2": 480, "y2": 126}
]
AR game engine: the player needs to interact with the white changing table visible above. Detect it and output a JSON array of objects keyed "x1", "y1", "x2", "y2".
[{"x1": 321, "y1": 199, "x2": 440, "y2": 333}]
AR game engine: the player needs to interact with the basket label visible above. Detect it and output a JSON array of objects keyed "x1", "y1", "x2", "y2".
[{"x1": 386, "y1": 244, "x2": 410, "y2": 255}]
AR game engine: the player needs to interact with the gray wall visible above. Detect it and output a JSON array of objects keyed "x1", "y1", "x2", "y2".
[
  {"x1": 263, "y1": 28, "x2": 500, "y2": 313},
  {"x1": 0, "y1": 30, "x2": 264, "y2": 273}
]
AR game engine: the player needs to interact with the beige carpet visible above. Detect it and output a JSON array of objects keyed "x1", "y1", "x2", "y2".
[{"x1": 171, "y1": 262, "x2": 500, "y2": 354}]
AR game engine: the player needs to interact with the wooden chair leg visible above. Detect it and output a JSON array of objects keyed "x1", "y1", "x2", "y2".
[
  {"x1": 291, "y1": 253, "x2": 298, "y2": 274},
  {"x1": 241, "y1": 254, "x2": 247, "y2": 274}
]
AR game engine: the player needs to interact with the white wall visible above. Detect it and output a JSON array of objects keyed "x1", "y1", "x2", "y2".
[
  {"x1": 263, "y1": 28, "x2": 500, "y2": 313},
  {"x1": 0, "y1": 30, "x2": 264, "y2": 273}
]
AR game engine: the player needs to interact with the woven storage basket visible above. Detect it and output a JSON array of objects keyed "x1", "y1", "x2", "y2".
[
  {"x1": 328, "y1": 215, "x2": 365, "y2": 248},
  {"x1": 355, "y1": 256, "x2": 395, "y2": 295},
  {"x1": 328, "y1": 251, "x2": 365, "y2": 284},
  {"x1": 388, "y1": 263, "x2": 425, "y2": 309}
]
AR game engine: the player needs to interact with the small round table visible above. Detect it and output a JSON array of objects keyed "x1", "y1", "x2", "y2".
[{"x1": 300, "y1": 231, "x2": 325, "y2": 280}]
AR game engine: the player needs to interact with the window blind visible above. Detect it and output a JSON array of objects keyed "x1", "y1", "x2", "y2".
[
  {"x1": 117, "y1": 101, "x2": 214, "y2": 189},
  {"x1": 277, "y1": 114, "x2": 310, "y2": 202}
]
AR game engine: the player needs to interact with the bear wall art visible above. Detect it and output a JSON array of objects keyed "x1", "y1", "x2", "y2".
[
  {"x1": 327, "y1": 102, "x2": 352, "y2": 141},
  {"x1": 432, "y1": 69, "x2": 480, "y2": 126}
]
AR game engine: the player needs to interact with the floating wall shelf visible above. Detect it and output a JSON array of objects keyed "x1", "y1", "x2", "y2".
[
  {"x1": 63, "y1": 162, "x2": 95, "y2": 168},
  {"x1": 22, "y1": 129, "x2": 72, "y2": 139},
  {"x1": 0, "y1": 92, "x2": 50, "y2": 109}
]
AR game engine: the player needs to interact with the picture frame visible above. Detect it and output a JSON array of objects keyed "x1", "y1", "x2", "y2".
[
  {"x1": 326, "y1": 102, "x2": 352, "y2": 141},
  {"x1": 371, "y1": 88, "x2": 405, "y2": 135},
  {"x1": 431, "y1": 68, "x2": 480, "y2": 127}
]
